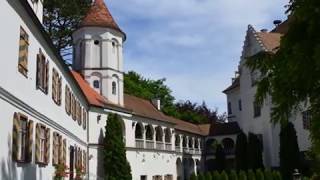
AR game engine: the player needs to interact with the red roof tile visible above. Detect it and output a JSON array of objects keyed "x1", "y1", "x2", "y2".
[
  {"x1": 256, "y1": 32, "x2": 282, "y2": 52},
  {"x1": 80, "y1": 0, "x2": 124, "y2": 34}
]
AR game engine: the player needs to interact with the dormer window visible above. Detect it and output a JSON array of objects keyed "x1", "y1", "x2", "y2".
[
  {"x1": 112, "y1": 81, "x2": 117, "y2": 95},
  {"x1": 93, "y1": 80, "x2": 100, "y2": 89}
]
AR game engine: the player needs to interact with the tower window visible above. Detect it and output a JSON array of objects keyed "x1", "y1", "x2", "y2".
[
  {"x1": 112, "y1": 81, "x2": 117, "y2": 95},
  {"x1": 94, "y1": 40, "x2": 100, "y2": 45},
  {"x1": 93, "y1": 80, "x2": 100, "y2": 89}
]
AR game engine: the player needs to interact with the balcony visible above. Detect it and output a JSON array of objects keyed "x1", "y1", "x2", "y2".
[
  {"x1": 175, "y1": 146, "x2": 181, "y2": 152},
  {"x1": 224, "y1": 148, "x2": 235, "y2": 155},
  {"x1": 156, "y1": 142, "x2": 164, "y2": 150},
  {"x1": 146, "y1": 140, "x2": 154, "y2": 149},
  {"x1": 135, "y1": 139, "x2": 144, "y2": 149},
  {"x1": 165, "y1": 143, "x2": 172, "y2": 151}
]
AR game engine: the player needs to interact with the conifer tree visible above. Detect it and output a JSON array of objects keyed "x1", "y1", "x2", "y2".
[
  {"x1": 239, "y1": 170, "x2": 248, "y2": 180},
  {"x1": 248, "y1": 170, "x2": 256, "y2": 180},
  {"x1": 264, "y1": 169, "x2": 273, "y2": 180},
  {"x1": 236, "y1": 131, "x2": 248, "y2": 170},
  {"x1": 230, "y1": 170, "x2": 238, "y2": 180},
  {"x1": 247, "y1": 133, "x2": 264, "y2": 170},
  {"x1": 279, "y1": 122, "x2": 301, "y2": 180},
  {"x1": 213, "y1": 171, "x2": 221, "y2": 180},
  {"x1": 199, "y1": 172, "x2": 206, "y2": 180},
  {"x1": 103, "y1": 113, "x2": 132, "y2": 180},
  {"x1": 221, "y1": 171, "x2": 229, "y2": 180},
  {"x1": 205, "y1": 171, "x2": 213, "y2": 180},
  {"x1": 256, "y1": 169, "x2": 265, "y2": 180},
  {"x1": 272, "y1": 171, "x2": 282, "y2": 180},
  {"x1": 215, "y1": 144, "x2": 226, "y2": 171},
  {"x1": 190, "y1": 172, "x2": 198, "y2": 180}
]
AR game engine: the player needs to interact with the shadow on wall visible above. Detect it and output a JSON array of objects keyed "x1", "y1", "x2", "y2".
[{"x1": 1, "y1": 134, "x2": 39, "y2": 180}]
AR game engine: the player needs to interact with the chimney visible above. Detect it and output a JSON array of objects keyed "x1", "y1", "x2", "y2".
[
  {"x1": 260, "y1": 29, "x2": 268, "y2": 33},
  {"x1": 273, "y1": 20, "x2": 282, "y2": 27},
  {"x1": 151, "y1": 98, "x2": 161, "y2": 111}
]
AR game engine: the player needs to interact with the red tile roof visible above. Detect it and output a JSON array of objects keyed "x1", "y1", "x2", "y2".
[
  {"x1": 223, "y1": 77, "x2": 240, "y2": 93},
  {"x1": 80, "y1": 0, "x2": 124, "y2": 34},
  {"x1": 256, "y1": 32, "x2": 282, "y2": 52}
]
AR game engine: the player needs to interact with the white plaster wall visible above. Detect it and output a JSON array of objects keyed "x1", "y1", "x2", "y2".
[{"x1": 226, "y1": 87, "x2": 241, "y2": 123}]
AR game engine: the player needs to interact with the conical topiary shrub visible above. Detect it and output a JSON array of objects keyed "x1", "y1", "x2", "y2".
[
  {"x1": 220, "y1": 171, "x2": 229, "y2": 180},
  {"x1": 198, "y1": 172, "x2": 206, "y2": 180},
  {"x1": 256, "y1": 169, "x2": 264, "y2": 180},
  {"x1": 264, "y1": 169, "x2": 273, "y2": 180},
  {"x1": 212, "y1": 171, "x2": 221, "y2": 180},
  {"x1": 239, "y1": 170, "x2": 247, "y2": 180},
  {"x1": 229, "y1": 170, "x2": 238, "y2": 180},
  {"x1": 248, "y1": 170, "x2": 256, "y2": 180},
  {"x1": 272, "y1": 171, "x2": 282, "y2": 180}
]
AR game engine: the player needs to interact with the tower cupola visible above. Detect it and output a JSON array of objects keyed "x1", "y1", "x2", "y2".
[{"x1": 72, "y1": 0, "x2": 125, "y2": 106}]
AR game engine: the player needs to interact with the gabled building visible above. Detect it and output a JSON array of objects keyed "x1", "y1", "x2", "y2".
[
  {"x1": 223, "y1": 22, "x2": 311, "y2": 168},
  {"x1": 0, "y1": 0, "x2": 242, "y2": 180}
]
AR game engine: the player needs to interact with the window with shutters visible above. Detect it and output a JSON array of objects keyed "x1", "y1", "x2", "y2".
[
  {"x1": 65, "y1": 86, "x2": 71, "y2": 115},
  {"x1": 52, "y1": 132, "x2": 62, "y2": 165},
  {"x1": 36, "y1": 123, "x2": 50, "y2": 165},
  {"x1": 12, "y1": 113, "x2": 33, "y2": 163},
  {"x1": 52, "y1": 68, "x2": 62, "y2": 105},
  {"x1": 71, "y1": 94, "x2": 76, "y2": 120},
  {"x1": 36, "y1": 49, "x2": 49, "y2": 94},
  {"x1": 39, "y1": 126, "x2": 46, "y2": 163},
  {"x1": 76, "y1": 102, "x2": 82, "y2": 126},
  {"x1": 82, "y1": 108, "x2": 87, "y2": 130},
  {"x1": 83, "y1": 150, "x2": 87, "y2": 173},
  {"x1": 18, "y1": 27, "x2": 29, "y2": 77}
]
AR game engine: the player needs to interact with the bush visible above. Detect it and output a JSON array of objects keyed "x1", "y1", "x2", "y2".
[
  {"x1": 248, "y1": 170, "x2": 256, "y2": 180},
  {"x1": 303, "y1": 177, "x2": 310, "y2": 180},
  {"x1": 212, "y1": 171, "x2": 221, "y2": 180},
  {"x1": 236, "y1": 132, "x2": 248, "y2": 170},
  {"x1": 229, "y1": 170, "x2": 238, "y2": 180},
  {"x1": 205, "y1": 172, "x2": 213, "y2": 180},
  {"x1": 220, "y1": 171, "x2": 229, "y2": 180},
  {"x1": 311, "y1": 174, "x2": 320, "y2": 180},
  {"x1": 239, "y1": 170, "x2": 247, "y2": 180},
  {"x1": 264, "y1": 169, "x2": 273, "y2": 180},
  {"x1": 272, "y1": 171, "x2": 282, "y2": 180},
  {"x1": 190, "y1": 172, "x2": 198, "y2": 180},
  {"x1": 256, "y1": 169, "x2": 264, "y2": 180},
  {"x1": 198, "y1": 172, "x2": 206, "y2": 180}
]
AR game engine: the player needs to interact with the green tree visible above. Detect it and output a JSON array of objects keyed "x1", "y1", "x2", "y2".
[
  {"x1": 215, "y1": 144, "x2": 226, "y2": 171},
  {"x1": 191, "y1": 172, "x2": 198, "y2": 180},
  {"x1": 230, "y1": 170, "x2": 238, "y2": 180},
  {"x1": 248, "y1": 170, "x2": 256, "y2": 180},
  {"x1": 221, "y1": 171, "x2": 229, "y2": 180},
  {"x1": 205, "y1": 171, "x2": 213, "y2": 180},
  {"x1": 247, "y1": 133, "x2": 264, "y2": 170},
  {"x1": 245, "y1": 0, "x2": 320, "y2": 172},
  {"x1": 279, "y1": 122, "x2": 301, "y2": 180},
  {"x1": 272, "y1": 171, "x2": 282, "y2": 180},
  {"x1": 43, "y1": 0, "x2": 91, "y2": 61},
  {"x1": 239, "y1": 170, "x2": 248, "y2": 180},
  {"x1": 199, "y1": 172, "x2": 206, "y2": 180},
  {"x1": 212, "y1": 171, "x2": 221, "y2": 180},
  {"x1": 103, "y1": 113, "x2": 132, "y2": 179},
  {"x1": 256, "y1": 169, "x2": 265, "y2": 180},
  {"x1": 236, "y1": 131, "x2": 248, "y2": 170},
  {"x1": 264, "y1": 169, "x2": 273, "y2": 180}
]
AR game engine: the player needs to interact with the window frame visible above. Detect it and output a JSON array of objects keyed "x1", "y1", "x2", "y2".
[
  {"x1": 18, "y1": 26, "x2": 29, "y2": 77},
  {"x1": 17, "y1": 114, "x2": 28, "y2": 162},
  {"x1": 253, "y1": 101, "x2": 261, "y2": 118},
  {"x1": 112, "y1": 81, "x2": 117, "y2": 95}
]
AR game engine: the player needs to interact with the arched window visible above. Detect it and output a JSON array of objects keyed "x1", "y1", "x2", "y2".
[
  {"x1": 222, "y1": 138, "x2": 235, "y2": 155},
  {"x1": 145, "y1": 125, "x2": 154, "y2": 141},
  {"x1": 112, "y1": 81, "x2": 117, "y2": 95},
  {"x1": 93, "y1": 80, "x2": 100, "y2": 89},
  {"x1": 111, "y1": 39, "x2": 118, "y2": 54},
  {"x1": 175, "y1": 134, "x2": 180, "y2": 147},
  {"x1": 135, "y1": 123, "x2": 143, "y2": 139},
  {"x1": 182, "y1": 136, "x2": 187, "y2": 148},
  {"x1": 188, "y1": 137, "x2": 193, "y2": 148},
  {"x1": 195, "y1": 139, "x2": 199, "y2": 149},
  {"x1": 155, "y1": 126, "x2": 163, "y2": 142},
  {"x1": 164, "y1": 128, "x2": 171, "y2": 143},
  {"x1": 206, "y1": 138, "x2": 217, "y2": 154}
]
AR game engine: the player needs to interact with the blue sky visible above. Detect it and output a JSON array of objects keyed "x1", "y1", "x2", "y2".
[{"x1": 106, "y1": 0, "x2": 287, "y2": 113}]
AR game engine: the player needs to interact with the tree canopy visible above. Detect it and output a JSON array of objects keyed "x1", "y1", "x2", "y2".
[
  {"x1": 245, "y1": 0, "x2": 320, "y2": 171},
  {"x1": 124, "y1": 71, "x2": 224, "y2": 124},
  {"x1": 43, "y1": 0, "x2": 91, "y2": 63}
]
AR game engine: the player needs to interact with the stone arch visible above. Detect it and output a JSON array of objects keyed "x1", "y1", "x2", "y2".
[
  {"x1": 164, "y1": 128, "x2": 171, "y2": 143},
  {"x1": 175, "y1": 134, "x2": 181, "y2": 146},
  {"x1": 182, "y1": 136, "x2": 187, "y2": 148},
  {"x1": 155, "y1": 126, "x2": 163, "y2": 142},
  {"x1": 222, "y1": 138, "x2": 235, "y2": 154},
  {"x1": 145, "y1": 124, "x2": 154, "y2": 140},
  {"x1": 135, "y1": 122, "x2": 143, "y2": 139},
  {"x1": 176, "y1": 158, "x2": 183, "y2": 180},
  {"x1": 188, "y1": 137, "x2": 194, "y2": 149}
]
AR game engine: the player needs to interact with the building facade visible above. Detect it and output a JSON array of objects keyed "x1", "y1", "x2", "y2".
[
  {"x1": 0, "y1": 0, "x2": 241, "y2": 180},
  {"x1": 223, "y1": 23, "x2": 312, "y2": 168}
]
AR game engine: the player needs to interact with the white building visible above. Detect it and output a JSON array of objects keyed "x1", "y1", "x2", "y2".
[
  {"x1": 0, "y1": 0, "x2": 241, "y2": 180},
  {"x1": 223, "y1": 22, "x2": 312, "y2": 168}
]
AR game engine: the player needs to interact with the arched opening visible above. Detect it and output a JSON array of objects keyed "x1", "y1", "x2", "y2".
[
  {"x1": 135, "y1": 123, "x2": 144, "y2": 148},
  {"x1": 176, "y1": 158, "x2": 183, "y2": 180},
  {"x1": 145, "y1": 124, "x2": 154, "y2": 149},
  {"x1": 188, "y1": 137, "x2": 194, "y2": 149},
  {"x1": 164, "y1": 128, "x2": 171, "y2": 143},
  {"x1": 175, "y1": 134, "x2": 181, "y2": 147},
  {"x1": 155, "y1": 126, "x2": 163, "y2": 142},
  {"x1": 196, "y1": 159, "x2": 201, "y2": 175},
  {"x1": 206, "y1": 138, "x2": 217, "y2": 154},
  {"x1": 222, "y1": 138, "x2": 235, "y2": 155},
  {"x1": 135, "y1": 123, "x2": 143, "y2": 139},
  {"x1": 195, "y1": 139, "x2": 199, "y2": 149},
  {"x1": 112, "y1": 81, "x2": 117, "y2": 95},
  {"x1": 182, "y1": 136, "x2": 187, "y2": 148}
]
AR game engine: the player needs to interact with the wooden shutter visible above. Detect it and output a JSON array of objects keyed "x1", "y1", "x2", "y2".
[
  {"x1": 18, "y1": 27, "x2": 29, "y2": 76},
  {"x1": 65, "y1": 86, "x2": 71, "y2": 115},
  {"x1": 12, "y1": 112, "x2": 20, "y2": 161},
  {"x1": 82, "y1": 108, "x2": 87, "y2": 130},
  {"x1": 36, "y1": 54, "x2": 41, "y2": 88},
  {"x1": 52, "y1": 132, "x2": 57, "y2": 165},
  {"x1": 83, "y1": 150, "x2": 86, "y2": 173},
  {"x1": 45, "y1": 128, "x2": 50, "y2": 164},
  {"x1": 58, "y1": 135, "x2": 63, "y2": 164},
  {"x1": 26, "y1": 120, "x2": 34, "y2": 163},
  {"x1": 44, "y1": 62, "x2": 49, "y2": 94},
  {"x1": 63, "y1": 139, "x2": 66, "y2": 164},
  {"x1": 71, "y1": 95, "x2": 76, "y2": 120},
  {"x1": 57, "y1": 77, "x2": 62, "y2": 105},
  {"x1": 77, "y1": 103, "x2": 82, "y2": 126},
  {"x1": 35, "y1": 123, "x2": 41, "y2": 163},
  {"x1": 52, "y1": 69, "x2": 57, "y2": 102}
]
